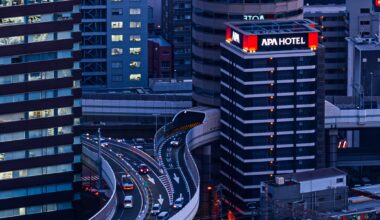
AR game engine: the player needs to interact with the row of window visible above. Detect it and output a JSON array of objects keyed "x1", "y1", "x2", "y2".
[
  {"x1": 111, "y1": 47, "x2": 141, "y2": 55},
  {"x1": 0, "y1": 88, "x2": 72, "y2": 104},
  {"x1": 0, "y1": 107, "x2": 72, "y2": 123},
  {"x1": 0, "y1": 126, "x2": 72, "y2": 142},
  {"x1": 110, "y1": 34, "x2": 141, "y2": 42},
  {"x1": 0, "y1": 69, "x2": 71, "y2": 85},
  {"x1": 0, "y1": 202, "x2": 72, "y2": 219},
  {"x1": 0, "y1": 164, "x2": 72, "y2": 181},
  {"x1": 0, "y1": 0, "x2": 67, "y2": 7},
  {"x1": 0, "y1": 182, "x2": 72, "y2": 200},
  {"x1": 111, "y1": 73, "x2": 142, "y2": 82},
  {"x1": 111, "y1": 61, "x2": 141, "y2": 69},
  {"x1": 110, "y1": 21, "x2": 141, "y2": 31},
  {"x1": 0, "y1": 13, "x2": 71, "y2": 27},
  {"x1": 0, "y1": 145, "x2": 72, "y2": 162},
  {"x1": 0, "y1": 32, "x2": 71, "y2": 46},
  {"x1": 1, "y1": 51, "x2": 71, "y2": 65}
]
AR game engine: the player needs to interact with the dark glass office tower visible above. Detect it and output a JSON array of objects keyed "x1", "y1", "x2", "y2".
[
  {"x1": 0, "y1": 0, "x2": 82, "y2": 219},
  {"x1": 220, "y1": 20, "x2": 325, "y2": 216},
  {"x1": 162, "y1": 0, "x2": 192, "y2": 78},
  {"x1": 192, "y1": 0, "x2": 304, "y2": 107}
]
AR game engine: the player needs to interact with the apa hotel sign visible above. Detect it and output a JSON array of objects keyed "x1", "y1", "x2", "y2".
[
  {"x1": 226, "y1": 25, "x2": 318, "y2": 52},
  {"x1": 261, "y1": 37, "x2": 306, "y2": 47}
]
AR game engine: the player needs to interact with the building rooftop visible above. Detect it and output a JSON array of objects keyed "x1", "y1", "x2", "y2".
[
  {"x1": 352, "y1": 184, "x2": 380, "y2": 199},
  {"x1": 227, "y1": 20, "x2": 318, "y2": 36},
  {"x1": 347, "y1": 37, "x2": 380, "y2": 51},
  {"x1": 280, "y1": 168, "x2": 346, "y2": 182},
  {"x1": 148, "y1": 36, "x2": 171, "y2": 47},
  {"x1": 304, "y1": 4, "x2": 346, "y2": 14}
]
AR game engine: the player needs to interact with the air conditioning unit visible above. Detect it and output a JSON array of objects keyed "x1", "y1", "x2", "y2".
[{"x1": 275, "y1": 177, "x2": 285, "y2": 185}]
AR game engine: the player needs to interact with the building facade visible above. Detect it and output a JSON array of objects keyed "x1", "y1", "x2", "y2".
[
  {"x1": 260, "y1": 168, "x2": 348, "y2": 220},
  {"x1": 305, "y1": 4, "x2": 347, "y2": 96},
  {"x1": 0, "y1": 0, "x2": 82, "y2": 219},
  {"x1": 162, "y1": 0, "x2": 192, "y2": 78},
  {"x1": 81, "y1": 0, "x2": 148, "y2": 90},
  {"x1": 192, "y1": 0, "x2": 304, "y2": 107},
  {"x1": 346, "y1": 0, "x2": 380, "y2": 38},
  {"x1": 220, "y1": 20, "x2": 324, "y2": 216},
  {"x1": 148, "y1": 36, "x2": 172, "y2": 78}
]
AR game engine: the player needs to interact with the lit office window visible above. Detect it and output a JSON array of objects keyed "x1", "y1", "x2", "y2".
[
  {"x1": 129, "y1": 47, "x2": 141, "y2": 55},
  {"x1": 0, "y1": 16, "x2": 24, "y2": 26},
  {"x1": 129, "y1": 21, "x2": 141, "y2": 28},
  {"x1": 111, "y1": 35, "x2": 123, "y2": 42},
  {"x1": 111, "y1": 48, "x2": 123, "y2": 55},
  {"x1": 28, "y1": 109, "x2": 54, "y2": 119},
  {"x1": 111, "y1": 0, "x2": 122, "y2": 2},
  {"x1": 111, "y1": 21, "x2": 123, "y2": 29},
  {"x1": 28, "y1": 71, "x2": 54, "y2": 81},
  {"x1": 129, "y1": 8, "x2": 141, "y2": 15},
  {"x1": 129, "y1": 74, "x2": 141, "y2": 81},
  {"x1": 130, "y1": 61, "x2": 141, "y2": 68},
  {"x1": 0, "y1": 36, "x2": 24, "y2": 46},
  {"x1": 129, "y1": 35, "x2": 141, "y2": 42}
]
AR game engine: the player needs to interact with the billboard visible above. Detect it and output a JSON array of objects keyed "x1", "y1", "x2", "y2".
[{"x1": 226, "y1": 27, "x2": 318, "y2": 52}]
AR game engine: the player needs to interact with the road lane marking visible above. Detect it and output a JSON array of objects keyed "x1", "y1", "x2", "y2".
[
  {"x1": 147, "y1": 174, "x2": 156, "y2": 184},
  {"x1": 158, "y1": 194, "x2": 164, "y2": 205},
  {"x1": 173, "y1": 173, "x2": 180, "y2": 184}
]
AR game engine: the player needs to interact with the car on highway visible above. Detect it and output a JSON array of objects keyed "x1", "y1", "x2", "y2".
[
  {"x1": 151, "y1": 203, "x2": 161, "y2": 215},
  {"x1": 132, "y1": 145, "x2": 143, "y2": 150},
  {"x1": 173, "y1": 197, "x2": 184, "y2": 209},
  {"x1": 123, "y1": 195, "x2": 133, "y2": 208},
  {"x1": 121, "y1": 174, "x2": 134, "y2": 190},
  {"x1": 156, "y1": 211, "x2": 169, "y2": 220},
  {"x1": 100, "y1": 141, "x2": 109, "y2": 147},
  {"x1": 170, "y1": 139, "x2": 180, "y2": 147},
  {"x1": 138, "y1": 164, "x2": 149, "y2": 174},
  {"x1": 135, "y1": 138, "x2": 145, "y2": 144}
]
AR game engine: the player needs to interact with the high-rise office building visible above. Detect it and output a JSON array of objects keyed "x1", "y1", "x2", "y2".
[
  {"x1": 220, "y1": 20, "x2": 324, "y2": 216},
  {"x1": 0, "y1": 1, "x2": 82, "y2": 219},
  {"x1": 346, "y1": 0, "x2": 380, "y2": 38},
  {"x1": 305, "y1": 4, "x2": 347, "y2": 96},
  {"x1": 192, "y1": 0, "x2": 304, "y2": 107},
  {"x1": 81, "y1": 0, "x2": 148, "y2": 90},
  {"x1": 162, "y1": 0, "x2": 192, "y2": 78}
]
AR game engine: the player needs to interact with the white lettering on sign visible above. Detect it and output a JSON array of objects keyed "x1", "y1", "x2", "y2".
[
  {"x1": 232, "y1": 31, "x2": 240, "y2": 43},
  {"x1": 261, "y1": 37, "x2": 306, "y2": 46},
  {"x1": 244, "y1": 15, "x2": 265, "y2": 21}
]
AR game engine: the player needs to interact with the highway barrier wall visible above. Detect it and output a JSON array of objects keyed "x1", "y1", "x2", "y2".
[{"x1": 83, "y1": 147, "x2": 118, "y2": 220}]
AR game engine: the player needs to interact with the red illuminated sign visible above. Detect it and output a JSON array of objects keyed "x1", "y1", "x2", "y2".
[
  {"x1": 374, "y1": 0, "x2": 380, "y2": 11},
  {"x1": 226, "y1": 27, "x2": 318, "y2": 52}
]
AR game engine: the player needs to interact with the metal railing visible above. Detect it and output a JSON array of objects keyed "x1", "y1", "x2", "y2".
[{"x1": 84, "y1": 147, "x2": 117, "y2": 220}]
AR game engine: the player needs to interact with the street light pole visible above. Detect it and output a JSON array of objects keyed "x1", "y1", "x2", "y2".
[
  {"x1": 97, "y1": 127, "x2": 102, "y2": 190},
  {"x1": 370, "y1": 72, "x2": 374, "y2": 109}
]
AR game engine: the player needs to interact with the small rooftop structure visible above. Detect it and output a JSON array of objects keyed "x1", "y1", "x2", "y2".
[
  {"x1": 148, "y1": 36, "x2": 171, "y2": 47},
  {"x1": 281, "y1": 167, "x2": 346, "y2": 182},
  {"x1": 352, "y1": 184, "x2": 380, "y2": 200}
]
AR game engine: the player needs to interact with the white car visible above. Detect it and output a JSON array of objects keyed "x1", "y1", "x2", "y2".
[
  {"x1": 123, "y1": 195, "x2": 133, "y2": 208},
  {"x1": 170, "y1": 140, "x2": 179, "y2": 147},
  {"x1": 157, "y1": 211, "x2": 169, "y2": 220},
  {"x1": 151, "y1": 203, "x2": 161, "y2": 215},
  {"x1": 173, "y1": 197, "x2": 184, "y2": 209}
]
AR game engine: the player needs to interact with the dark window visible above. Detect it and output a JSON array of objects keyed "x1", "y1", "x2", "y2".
[
  {"x1": 336, "y1": 178, "x2": 344, "y2": 183},
  {"x1": 360, "y1": 8, "x2": 370, "y2": 13}
]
